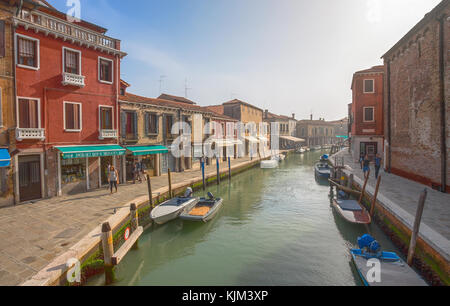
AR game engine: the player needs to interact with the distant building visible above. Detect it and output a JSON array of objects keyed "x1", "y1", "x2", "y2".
[
  {"x1": 263, "y1": 111, "x2": 304, "y2": 150},
  {"x1": 329, "y1": 118, "x2": 349, "y2": 144},
  {"x1": 350, "y1": 65, "x2": 385, "y2": 162},
  {"x1": 296, "y1": 116, "x2": 336, "y2": 147},
  {"x1": 382, "y1": 0, "x2": 449, "y2": 192}
]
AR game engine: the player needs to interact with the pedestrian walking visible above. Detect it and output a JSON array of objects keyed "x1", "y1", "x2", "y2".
[
  {"x1": 133, "y1": 160, "x2": 142, "y2": 184},
  {"x1": 108, "y1": 166, "x2": 119, "y2": 194},
  {"x1": 374, "y1": 154, "x2": 382, "y2": 179},
  {"x1": 359, "y1": 153, "x2": 364, "y2": 170},
  {"x1": 140, "y1": 161, "x2": 147, "y2": 181},
  {"x1": 363, "y1": 154, "x2": 371, "y2": 179}
]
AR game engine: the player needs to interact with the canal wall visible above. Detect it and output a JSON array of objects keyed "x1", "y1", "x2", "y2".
[
  {"x1": 21, "y1": 156, "x2": 269, "y2": 286},
  {"x1": 330, "y1": 152, "x2": 449, "y2": 286}
]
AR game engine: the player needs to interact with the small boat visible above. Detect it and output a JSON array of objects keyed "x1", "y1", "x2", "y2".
[
  {"x1": 351, "y1": 234, "x2": 428, "y2": 286},
  {"x1": 150, "y1": 188, "x2": 199, "y2": 225},
  {"x1": 180, "y1": 193, "x2": 223, "y2": 222},
  {"x1": 261, "y1": 160, "x2": 279, "y2": 169},
  {"x1": 271, "y1": 153, "x2": 285, "y2": 162},
  {"x1": 311, "y1": 145, "x2": 322, "y2": 151},
  {"x1": 314, "y1": 162, "x2": 331, "y2": 179},
  {"x1": 295, "y1": 147, "x2": 306, "y2": 154},
  {"x1": 332, "y1": 190, "x2": 371, "y2": 224}
]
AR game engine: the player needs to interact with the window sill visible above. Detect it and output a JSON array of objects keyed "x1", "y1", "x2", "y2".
[
  {"x1": 17, "y1": 64, "x2": 39, "y2": 71},
  {"x1": 64, "y1": 129, "x2": 82, "y2": 133},
  {"x1": 99, "y1": 79, "x2": 113, "y2": 85}
]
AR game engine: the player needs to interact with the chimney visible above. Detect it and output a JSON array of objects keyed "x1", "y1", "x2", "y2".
[
  {"x1": 265, "y1": 109, "x2": 268, "y2": 119},
  {"x1": 310, "y1": 114, "x2": 313, "y2": 121},
  {"x1": 292, "y1": 113, "x2": 295, "y2": 119}
]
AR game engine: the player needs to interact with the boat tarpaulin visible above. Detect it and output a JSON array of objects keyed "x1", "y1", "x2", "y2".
[
  {"x1": 0, "y1": 149, "x2": 11, "y2": 167},
  {"x1": 126, "y1": 145, "x2": 169, "y2": 156},
  {"x1": 56, "y1": 145, "x2": 126, "y2": 159},
  {"x1": 280, "y1": 136, "x2": 305, "y2": 143}
]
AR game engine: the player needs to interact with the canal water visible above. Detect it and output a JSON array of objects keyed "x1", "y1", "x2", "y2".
[{"x1": 89, "y1": 151, "x2": 400, "y2": 286}]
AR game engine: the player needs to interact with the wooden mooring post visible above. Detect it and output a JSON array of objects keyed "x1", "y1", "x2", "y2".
[
  {"x1": 347, "y1": 174, "x2": 354, "y2": 189},
  {"x1": 228, "y1": 157, "x2": 231, "y2": 181},
  {"x1": 130, "y1": 203, "x2": 139, "y2": 250},
  {"x1": 201, "y1": 159, "x2": 206, "y2": 190},
  {"x1": 101, "y1": 222, "x2": 115, "y2": 285},
  {"x1": 407, "y1": 189, "x2": 428, "y2": 267},
  {"x1": 358, "y1": 169, "x2": 370, "y2": 205},
  {"x1": 216, "y1": 158, "x2": 220, "y2": 185},
  {"x1": 146, "y1": 174, "x2": 153, "y2": 208},
  {"x1": 370, "y1": 175, "x2": 382, "y2": 217},
  {"x1": 168, "y1": 168, "x2": 173, "y2": 198}
]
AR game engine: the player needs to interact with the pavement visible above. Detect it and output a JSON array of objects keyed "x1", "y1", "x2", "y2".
[
  {"x1": 0, "y1": 156, "x2": 256, "y2": 286},
  {"x1": 332, "y1": 150, "x2": 450, "y2": 262}
]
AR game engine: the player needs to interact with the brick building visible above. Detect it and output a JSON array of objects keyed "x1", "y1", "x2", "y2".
[
  {"x1": 9, "y1": 0, "x2": 126, "y2": 202},
  {"x1": 349, "y1": 65, "x2": 385, "y2": 162},
  {"x1": 382, "y1": 0, "x2": 449, "y2": 192}
]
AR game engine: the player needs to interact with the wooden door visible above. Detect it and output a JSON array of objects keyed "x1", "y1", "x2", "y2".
[{"x1": 19, "y1": 155, "x2": 41, "y2": 202}]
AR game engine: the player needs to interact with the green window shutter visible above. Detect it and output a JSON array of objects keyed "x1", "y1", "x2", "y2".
[
  {"x1": 133, "y1": 112, "x2": 138, "y2": 138},
  {"x1": 145, "y1": 113, "x2": 149, "y2": 135},
  {"x1": 120, "y1": 112, "x2": 126, "y2": 138}
]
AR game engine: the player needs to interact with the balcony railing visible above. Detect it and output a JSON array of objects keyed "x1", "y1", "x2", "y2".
[
  {"x1": 15, "y1": 9, "x2": 125, "y2": 56},
  {"x1": 62, "y1": 73, "x2": 85, "y2": 87},
  {"x1": 16, "y1": 128, "x2": 46, "y2": 141},
  {"x1": 99, "y1": 130, "x2": 118, "y2": 140}
]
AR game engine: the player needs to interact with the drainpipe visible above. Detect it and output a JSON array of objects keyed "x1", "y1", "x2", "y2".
[
  {"x1": 438, "y1": 16, "x2": 447, "y2": 193},
  {"x1": 12, "y1": 17, "x2": 19, "y2": 205},
  {"x1": 386, "y1": 59, "x2": 392, "y2": 174}
]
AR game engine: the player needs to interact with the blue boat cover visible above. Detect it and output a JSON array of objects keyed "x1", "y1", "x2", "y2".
[
  {"x1": 0, "y1": 149, "x2": 11, "y2": 167},
  {"x1": 337, "y1": 200, "x2": 363, "y2": 211}
]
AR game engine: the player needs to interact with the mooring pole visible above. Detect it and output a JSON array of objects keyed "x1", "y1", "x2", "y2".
[
  {"x1": 146, "y1": 174, "x2": 153, "y2": 208},
  {"x1": 228, "y1": 157, "x2": 231, "y2": 180},
  {"x1": 130, "y1": 203, "x2": 139, "y2": 250},
  {"x1": 407, "y1": 189, "x2": 428, "y2": 267},
  {"x1": 168, "y1": 168, "x2": 173, "y2": 198},
  {"x1": 101, "y1": 222, "x2": 115, "y2": 285},
  {"x1": 370, "y1": 175, "x2": 382, "y2": 217},
  {"x1": 348, "y1": 174, "x2": 354, "y2": 189},
  {"x1": 216, "y1": 158, "x2": 220, "y2": 185},
  {"x1": 358, "y1": 169, "x2": 370, "y2": 205},
  {"x1": 201, "y1": 159, "x2": 206, "y2": 191}
]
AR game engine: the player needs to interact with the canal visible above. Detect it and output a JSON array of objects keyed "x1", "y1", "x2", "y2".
[{"x1": 89, "y1": 151, "x2": 400, "y2": 286}]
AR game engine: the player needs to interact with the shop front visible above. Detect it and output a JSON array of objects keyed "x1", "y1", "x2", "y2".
[
  {"x1": 55, "y1": 145, "x2": 126, "y2": 196},
  {"x1": 125, "y1": 145, "x2": 169, "y2": 181}
]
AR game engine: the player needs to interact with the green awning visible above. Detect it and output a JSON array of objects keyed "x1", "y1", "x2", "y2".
[
  {"x1": 126, "y1": 145, "x2": 169, "y2": 156},
  {"x1": 56, "y1": 145, "x2": 126, "y2": 159}
]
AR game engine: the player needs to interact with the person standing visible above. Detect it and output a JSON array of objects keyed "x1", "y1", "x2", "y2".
[
  {"x1": 133, "y1": 161, "x2": 142, "y2": 184},
  {"x1": 108, "y1": 166, "x2": 119, "y2": 194},
  {"x1": 374, "y1": 154, "x2": 382, "y2": 179},
  {"x1": 363, "y1": 154, "x2": 371, "y2": 179},
  {"x1": 359, "y1": 153, "x2": 364, "y2": 170}
]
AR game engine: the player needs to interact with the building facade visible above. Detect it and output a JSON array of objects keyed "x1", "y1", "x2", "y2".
[
  {"x1": 350, "y1": 65, "x2": 385, "y2": 162},
  {"x1": 296, "y1": 117, "x2": 336, "y2": 148},
  {"x1": 382, "y1": 0, "x2": 449, "y2": 192},
  {"x1": 11, "y1": 1, "x2": 125, "y2": 202},
  {"x1": 264, "y1": 111, "x2": 303, "y2": 150}
]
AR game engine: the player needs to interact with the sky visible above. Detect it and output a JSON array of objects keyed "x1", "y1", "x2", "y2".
[{"x1": 51, "y1": 0, "x2": 442, "y2": 121}]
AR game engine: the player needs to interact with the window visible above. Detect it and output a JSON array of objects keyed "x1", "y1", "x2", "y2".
[
  {"x1": 17, "y1": 35, "x2": 39, "y2": 69},
  {"x1": 121, "y1": 111, "x2": 137, "y2": 140},
  {"x1": 99, "y1": 57, "x2": 113, "y2": 83},
  {"x1": 166, "y1": 115, "x2": 173, "y2": 136},
  {"x1": 18, "y1": 98, "x2": 40, "y2": 128},
  {"x1": 100, "y1": 106, "x2": 113, "y2": 130},
  {"x1": 120, "y1": 88, "x2": 125, "y2": 96},
  {"x1": 364, "y1": 107, "x2": 375, "y2": 122},
  {"x1": 364, "y1": 79, "x2": 375, "y2": 93},
  {"x1": 0, "y1": 20, "x2": 5, "y2": 58},
  {"x1": 63, "y1": 47, "x2": 81, "y2": 75},
  {"x1": 145, "y1": 113, "x2": 158, "y2": 135},
  {"x1": 64, "y1": 102, "x2": 82, "y2": 131}
]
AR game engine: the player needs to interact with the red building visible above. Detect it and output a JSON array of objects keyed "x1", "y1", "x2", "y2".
[
  {"x1": 12, "y1": 1, "x2": 126, "y2": 202},
  {"x1": 349, "y1": 65, "x2": 385, "y2": 162}
]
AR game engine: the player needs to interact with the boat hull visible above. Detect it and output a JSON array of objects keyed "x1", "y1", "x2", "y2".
[
  {"x1": 151, "y1": 197, "x2": 199, "y2": 225},
  {"x1": 261, "y1": 160, "x2": 279, "y2": 169},
  {"x1": 180, "y1": 198, "x2": 224, "y2": 222},
  {"x1": 332, "y1": 199, "x2": 371, "y2": 224}
]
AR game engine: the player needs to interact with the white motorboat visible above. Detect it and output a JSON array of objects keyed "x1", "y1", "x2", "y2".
[
  {"x1": 150, "y1": 188, "x2": 199, "y2": 225},
  {"x1": 179, "y1": 193, "x2": 224, "y2": 223},
  {"x1": 261, "y1": 160, "x2": 279, "y2": 169}
]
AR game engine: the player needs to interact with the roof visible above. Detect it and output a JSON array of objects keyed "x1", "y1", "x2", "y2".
[
  {"x1": 382, "y1": 0, "x2": 449, "y2": 59},
  {"x1": 120, "y1": 80, "x2": 131, "y2": 88},
  {"x1": 222, "y1": 99, "x2": 263, "y2": 112},
  {"x1": 351, "y1": 65, "x2": 385, "y2": 89},
  {"x1": 205, "y1": 105, "x2": 225, "y2": 115},
  {"x1": 158, "y1": 94, "x2": 196, "y2": 105},
  {"x1": 296, "y1": 120, "x2": 336, "y2": 126}
]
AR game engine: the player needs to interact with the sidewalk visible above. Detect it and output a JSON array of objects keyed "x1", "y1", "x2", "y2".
[
  {"x1": 332, "y1": 150, "x2": 450, "y2": 262},
  {"x1": 0, "y1": 156, "x2": 256, "y2": 286}
]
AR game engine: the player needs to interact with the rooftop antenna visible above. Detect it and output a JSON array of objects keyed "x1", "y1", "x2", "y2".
[
  {"x1": 159, "y1": 75, "x2": 167, "y2": 95},
  {"x1": 185, "y1": 78, "x2": 192, "y2": 98}
]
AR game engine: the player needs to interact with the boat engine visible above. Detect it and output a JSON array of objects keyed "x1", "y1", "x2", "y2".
[
  {"x1": 357, "y1": 234, "x2": 381, "y2": 254},
  {"x1": 184, "y1": 187, "x2": 193, "y2": 198},
  {"x1": 207, "y1": 192, "x2": 214, "y2": 200}
]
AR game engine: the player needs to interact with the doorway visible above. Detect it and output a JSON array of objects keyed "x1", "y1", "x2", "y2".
[
  {"x1": 18, "y1": 155, "x2": 42, "y2": 202},
  {"x1": 360, "y1": 142, "x2": 378, "y2": 161}
]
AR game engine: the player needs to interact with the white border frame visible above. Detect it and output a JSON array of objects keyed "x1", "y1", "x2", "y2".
[
  {"x1": 62, "y1": 46, "x2": 82, "y2": 76},
  {"x1": 15, "y1": 33, "x2": 40, "y2": 71},
  {"x1": 363, "y1": 79, "x2": 375, "y2": 94},
  {"x1": 63, "y1": 101, "x2": 83, "y2": 132},
  {"x1": 98, "y1": 56, "x2": 114, "y2": 84},
  {"x1": 16, "y1": 96, "x2": 42, "y2": 128},
  {"x1": 99, "y1": 105, "x2": 115, "y2": 131},
  {"x1": 363, "y1": 106, "x2": 375, "y2": 123}
]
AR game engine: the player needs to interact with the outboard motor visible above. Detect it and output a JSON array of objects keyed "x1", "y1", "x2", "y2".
[
  {"x1": 207, "y1": 192, "x2": 214, "y2": 200},
  {"x1": 358, "y1": 234, "x2": 381, "y2": 254},
  {"x1": 184, "y1": 187, "x2": 193, "y2": 198},
  {"x1": 337, "y1": 190, "x2": 349, "y2": 200}
]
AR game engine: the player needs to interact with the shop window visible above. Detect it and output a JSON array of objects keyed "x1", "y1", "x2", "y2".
[{"x1": 61, "y1": 158, "x2": 86, "y2": 185}]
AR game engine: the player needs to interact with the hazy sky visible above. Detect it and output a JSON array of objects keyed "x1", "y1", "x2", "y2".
[{"x1": 52, "y1": 0, "x2": 441, "y2": 121}]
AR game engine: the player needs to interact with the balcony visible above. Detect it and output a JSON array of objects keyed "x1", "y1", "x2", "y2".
[
  {"x1": 16, "y1": 128, "x2": 46, "y2": 141},
  {"x1": 62, "y1": 73, "x2": 86, "y2": 87},
  {"x1": 99, "y1": 130, "x2": 118, "y2": 140},
  {"x1": 14, "y1": 9, "x2": 126, "y2": 57}
]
